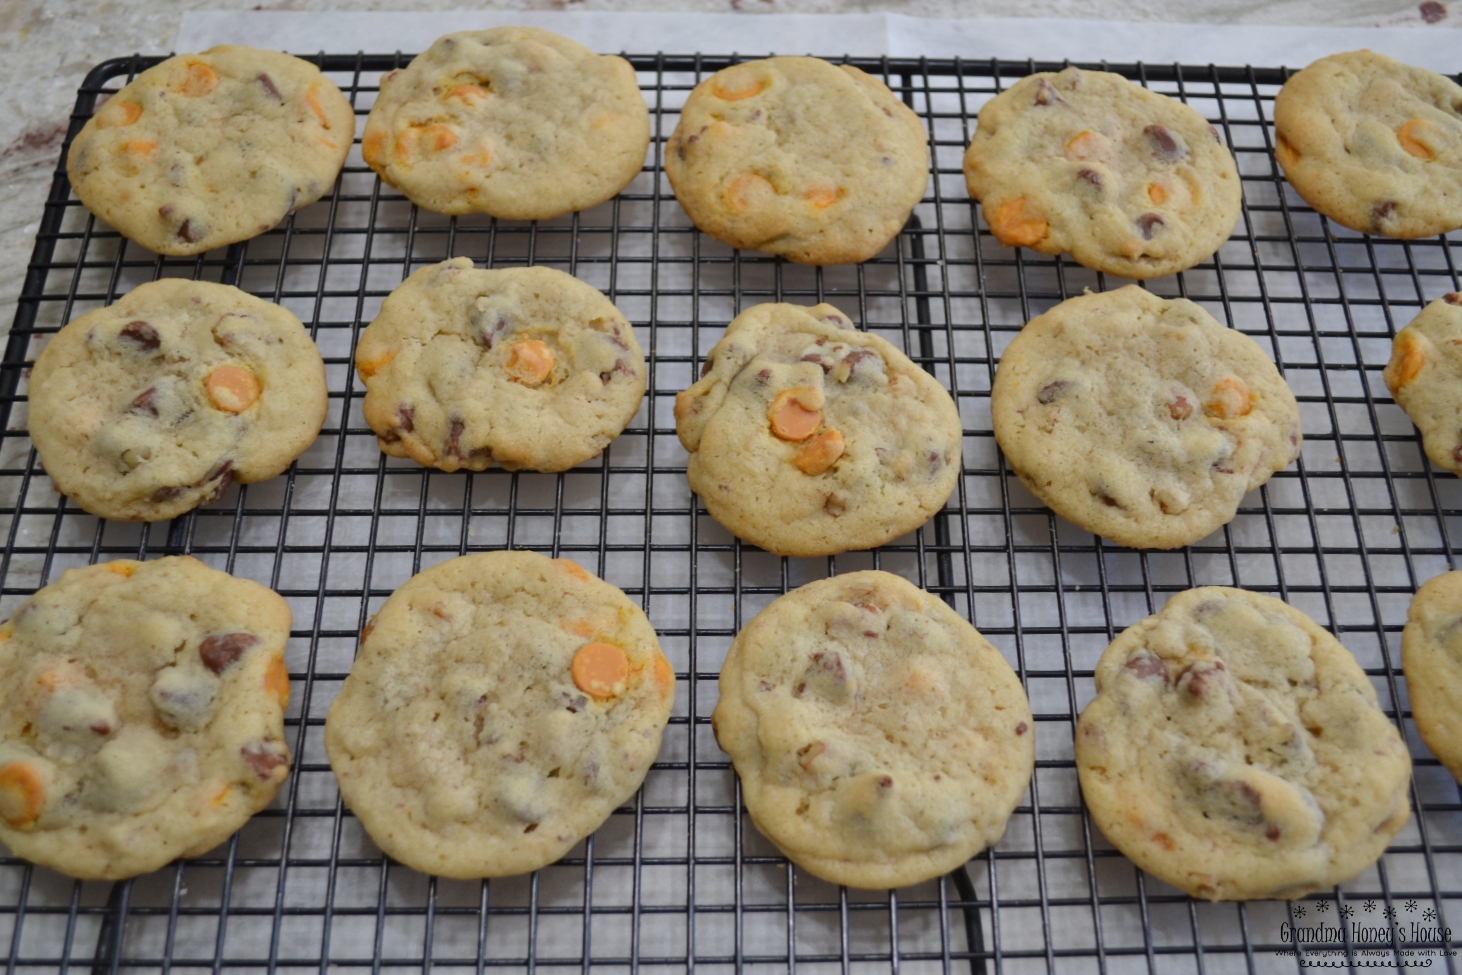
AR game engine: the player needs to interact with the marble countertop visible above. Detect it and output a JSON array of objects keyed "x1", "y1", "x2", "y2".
[{"x1": 0, "y1": 0, "x2": 1455, "y2": 333}]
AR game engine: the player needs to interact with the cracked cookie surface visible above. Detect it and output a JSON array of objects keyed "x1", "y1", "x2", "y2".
[
  {"x1": 28, "y1": 278, "x2": 328, "y2": 522},
  {"x1": 362, "y1": 28, "x2": 650, "y2": 219},
  {"x1": 1401, "y1": 570, "x2": 1462, "y2": 783},
  {"x1": 67, "y1": 45, "x2": 354, "y2": 256},
  {"x1": 324, "y1": 551, "x2": 674, "y2": 879},
  {"x1": 355, "y1": 258, "x2": 646, "y2": 473},
  {"x1": 0, "y1": 557, "x2": 292, "y2": 880},
  {"x1": 990, "y1": 286, "x2": 1300, "y2": 549},
  {"x1": 712, "y1": 570, "x2": 1033, "y2": 889},
  {"x1": 1075, "y1": 587, "x2": 1411, "y2": 901},
  {"x1": 675, "y1": 302, "x2": 961, "y2": 557},
  {"x1": 963, "y1": 67, "x2": 1241, "y2": 279},
  {"x1": 1384, "y1": 293, "x2": 1462, "y2": 477},
  {"x1": 1275, "y1": 50, "x2": 1462, "y2": 239},
  {"x1": 665, "y1": 57, "x2": 929, "y2": 265}
]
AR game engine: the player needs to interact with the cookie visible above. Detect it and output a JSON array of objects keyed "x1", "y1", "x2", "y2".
[
  {"x1": 1075, "y1": 587, "x2": 1411, "y2": 901},
  {"x1": 675, "y1": 303, "x2": 961, "y2": 558},
  {"x1": 324, "y1": 551, "x2": 673, "y2": 879},
  {"x1": 67, "y1": 45, "x2": 355, "y2": 256},
  {"x1": 1274, "y1": 50, "x2": 1462, "y2": 239},
  {"x1": 0, "y1": 557, "x2": 292, "y2": 880},
  {"x1": 355, "y1": 258, "x2": 646, "y2": 473},
  {"x1": 963, "y1": 67, "x2": 1242, "y2": 279},
  {"x1": 28, "y1": 279, "x2": 329, "y2": 522},
  {"x1": 362, "y1": 28, "x2": 650, "y2": 219},
  {"x1": 1400, "y1": 570, "x2": 1462, "y2": 782},
  {"x1": 665, "y1": 57, "x2": 929, "y2": 265},
  {"x1": 712, "y1": 570, "x2": 1033, "y2": 889},
  {"x1": 990, "y1": 286, "x2": 1300, "y2": 550},
  {"x1": 1384, "y1": 293, "x2": 1462, "y2": 476}
]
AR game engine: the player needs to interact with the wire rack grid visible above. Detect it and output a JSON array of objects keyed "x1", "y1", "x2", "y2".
[{"x1": 0, "y1": 49, "x2": 1458, "y2": 975}]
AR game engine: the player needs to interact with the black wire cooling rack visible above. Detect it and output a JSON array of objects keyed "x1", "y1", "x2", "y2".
[{"x1": 1, "y1": 50, "x2": 1460, "y2": 975}]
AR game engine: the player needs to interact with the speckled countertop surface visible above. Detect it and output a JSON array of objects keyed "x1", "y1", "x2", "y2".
[{"x1": 0, "y1": 0, "x2": 1456, "y2": 333}]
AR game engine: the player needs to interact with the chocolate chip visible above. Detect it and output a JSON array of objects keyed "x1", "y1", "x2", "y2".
[
  {"x1": 257, "y1": 73, "x2": 282, "y2": 101},
  {"x1": 151, "y1": 485, "x2": 185, "y2": 502},
  {"x1": 1097, "y1": 491, "x2": 1121, "y2": 508},
  {"x1": 841, "y1": 349, "x2": 877, "y2": 376},
  {"x1": 397, "y1": 406, "x2": 414, "y2": 433},
  {"x1": 1076, "y1": 168, "x2": 1102, "y2": 188},
  {"x1": 446, "y1": 417, "x2": 465, "y2": 458},
  {"x1": 129, "y1": 386, "x2": 160, "y2": 417},
  {"x1": 119, "y1": 321, "x2": 159, "y2": 351},
  {"x1": 1124, "y1": 650, "x2": 1169, "y2": 684},
  {"x1": 1169, "y1": 395, "x2": 1193, "y2": 420},
  {"x1": 1265, "y1": 824, "x2": 1282, "y2": 841},
  {"x1": 877, "y1": 775, "x2": 894, "y2": 790},
  {"x1": 1177, "y1": 659, "x2": 1226, "y2": 698},
  {"x1": 89, "y1": 721, "x2": 112, "y2": 736},
  {"x1": 178, "y1": 220, "x2": 199, "y2": 244},
  {"x1": 200, "y1": 632, "x2": 259, "y2": 674},
  {"x1": 523, "y1": 823, "x2": 538, "y2": 834},
  {"x1": 1015, "y1": 721, "x2": 1028, "y2": 735},
  {"x1": 1372, "y1": 201, "x2": 1396, "y2": 231},
  {"x1": 1137, "y1": 213, "x2": 1166, "y2": 240},
  {"x1": 754, "y1": 368, "x2": 772, "y2": 385},
  {"x1": 1420, "y1": 0, "x2": 1446, "y2": 23},
  {"x1": 475, "y1": 316, "x2": 508, "y2": 349},
  {"x1": 158, "y1": 204, "x2": 175, "y2": 218},
  {"x1": 1444, "y1": 292, "x2": 1462, "y2": 305},
  {"x1": 1037, "y1": 379, "x2": 1070, "y2": 403},
  {"x1": 799, "y1": 353, "x2": 830, "y2": 373},
  {"x1": 202, "y1": 460, "x2": 234, "y2": 502},
  {"x1": 1451, "y1": 442, "x2": 1462, "y2": 466},
  {"x1": 240, "y1": 741, "x2": 288, "y2": 779},
  {"x1": 1033, "y1": 78, "x2": 1063, "y2": 107},
  {"x1": 1145, "y1": 124, "x2": 1187, "y2": 161}
]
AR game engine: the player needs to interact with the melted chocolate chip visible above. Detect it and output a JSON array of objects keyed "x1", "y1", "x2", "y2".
[
  {"x1": 1037, "y1": 379, "x2": 1070, "y2": 404},
  {"x1": 1177, "y1": 659, "x2": 1226, "y2": 698},
  {"x1": 1137, "y1": 213, "x2": 1166, "y2": 240},
  {"x1": 129, "y1": 386, "x2": 160, "y2": 417},
  {"x1": 446, "y1": 417, "x2": 465, "y2": 458},
  {"x1": 476, "y1": 316, "x2": 508, "y2": 349},
  {"x1": 1444, "y1": 292, "x2": 1462, "y2": 306},
  {"x1": 203, "y1": 460, "x2": 234, "y2": 502},
  {"x1": 397, "y1": 406, "x2": 415, "y2": 434},
  {"x1": 178, "y1": 219, "x2": 198, "y2": 244},
  {"x1": 1015, "y1": 721, "x2": 1028, "y2": 735},
  {"x1": 700, "y1": 354, "x2": 715, "y2": 377},
  {"x1": 1033, "y1": 77, "x2": 1062, "y2": 107},
  {"x1": 754, "y1": 368, "x2": 772, "y2": 385},
  {"x1": 1265, "y1": 824, "x2": 1282, "y2": 841},
  {"x1": 1077, "y1": 168, "x2": 1103, "y2": 188},
  {"x1": 1452, "y1": 442, "x2": 1462, "y2": 466},
  {"x1": 120, "y1": 320, "x2": 160, "y2": 351},
  {"x1": 257, "y1": 73, "x2": 282, "y2": 101},
  {"x1": 1372, "y1": 201, "x2": 1396, "y2": 231},
  {"x1": 151, "y1": 485, "x2": 185, "y2": 502},
  {"x1": 1125, "y1": 651, "x2": 1170, "y2": 683},
  {"x1": 241, "y1": 742, "x2": 288, "y2": 779},
  {"x1": 1145, "y1": 124, "x2": 1187, "y2": 161},
  {"x1": 200, "y1": 632, "x2": 259, "y2": 674},
  {"x1": 841, "y1": 349, "x2": 877, "y2": 375}
]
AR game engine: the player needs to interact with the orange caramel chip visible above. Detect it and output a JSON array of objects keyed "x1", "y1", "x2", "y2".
[
  {"x1": 264, "y1": 654, "x2": 290, "y2": 709},
  {"x1": 0, "y1": 763, "x2": 45, "y2": 828},
  {"x1": 177, "y1": 61, "x2": 219, "y2": 98},
  {"x1": 205, "y1": 365, "x2": 261, "y2": 413},
  {"x1": 1385, "y1": 331, "x2": 1427, "y2": 392},
  {"x1": 572, "y1": 642, "x2": 631, "y2": 700},
  {"x1": 795, "y1": 429, "x2": 845, "y2": 475},
  {"x1": 1397, "y1": 119, "x2": 1435, "y2": 160},
  {"x1": 726, "y1": 173, "x2": 775, "y2": 214},
  {"x1": 1205, "y1": 376, "x2": 1253, "y2": 419},
  {"x1": 988, "y1": 196, "x2": 1049, "y2": 248},
  {"x1": 505, "y1": 339, "x2": 555, "y2": 386},
  {"x1": 769, "y1": 387, "x2": 824, "y2": 441}
]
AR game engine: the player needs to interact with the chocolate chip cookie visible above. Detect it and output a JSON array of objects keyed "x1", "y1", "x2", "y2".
[
  {"x1": 712, "y1": 570, "x2": 1033, "y2": 889},
  {"x1": 964, "y1": 67, "x2": 1242, "y2": 279},
  {"x1": 675, "y1": 303, "x2": 962, "y2": 557},
  {"x1": 324, "y1": 551, "x2": 674, "y2": 879},
  {"x1": 1384, "y1": 293, "x2": 1462, "y2": 476},
  {"x1": 355, "y1": 258, "x2": 646, "y2": 473},
  {"x1": 1275, "y1": 50, "x2": 1462, "y2": 239},
  {"x1": 362, "y1": 28, "x2": 650, "y2": 219},
  {"x1": 990, "y1": 286, "x2": 1300, "y2": 549},
  {"x1": 1401, "y1": 570, "x2": 1462, "y2": 782},
  {"x1": 1076, "y1": 587, "x2": 1411, "y2": 901},
  {"x1": 665, "y1": 57, "x2": 929, "y2": 265},
  {"x1": 67, "y1": 45, "x2": 355, "y2": 256},
  {"x1": 0, "y1": 557, "x2": 292, "y2": 880},
  {"x1": 28, "y1": 278, "x2": 329, "y2": 522}
]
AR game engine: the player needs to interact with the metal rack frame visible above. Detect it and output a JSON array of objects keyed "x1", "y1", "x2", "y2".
[{"x1": 0, "y1": 51, "x2": 1458, "y2": 975}]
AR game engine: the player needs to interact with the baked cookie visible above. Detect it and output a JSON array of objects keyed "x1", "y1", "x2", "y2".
[
  {"x1": 29, "y1": 279, "x2": 327, "y2": 522},
  {"x1": 712, "y1": 571, "x2": 1033, "y2": 889},
  {"x1": 362, "y1": 28, "x2": 650, "y2": 219},
  {"x1": 324, "y1": 551, "x2": 673, "y2": 879},
  {"x1": 28, "y1": 279, "x2": 328, "y2": 522},
  {"x1": 67, "y1": 45, "x2": 354, "y2": 256},
  {"x1": 991, "y1": 286, "x2": 1300, "y2": 549},
  {"x1": 964, "y1": 67, "x2": 1242, "y2": 279},
  {"x1": 1274, "y1": 51, "x2": 1462, "y2": 239},
  {"x1": 1384, "y1": 293, "x2": 1462, "y2": 476},
  {"x1": 665, "y1": 57, "x2": 929, "y2": 265},
  {"x1": 355, "y1": 258, "x2": 646, "y2": 473},
  {"x1": 0, "y1": 557, "x2": 292, "y2": 880},
  {"x1": 675, "y1": 303, "x2": 961, "y2": 557},
  {"x1": 1400, "y1": 570, "x2": 1462, "y2": 782},
  {"x1": 1076, "y1": 587, "x2": 1411, "y2": 901}
]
